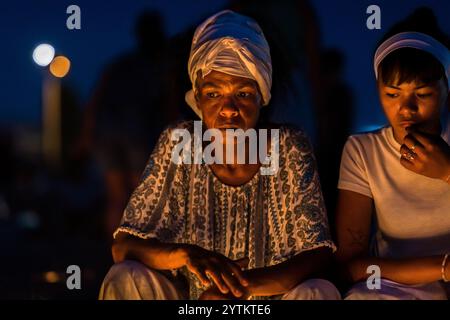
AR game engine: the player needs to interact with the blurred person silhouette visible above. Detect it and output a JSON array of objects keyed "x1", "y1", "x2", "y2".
[
  {"x1": 0, "y1": 130, "x2": 13, "y2": 221},
  {"x1": 316, "y1": 48, "x2": 353, "y2": 236},
  {"x1": 163, "y1": 27, "x2": 197, "y2": 122},
  {"x1": 77, "y1": 11, "x2": 171, "y2": 239},
  {"x1": 230, "y1": 0, "x2": 323, "y2": 141},
  {"x1": 55, "y1": 85, "x2": 104, "y2": 237}
]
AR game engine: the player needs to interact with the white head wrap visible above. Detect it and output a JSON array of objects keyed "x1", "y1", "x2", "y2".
[
  {"x1": 374, "y1": 32, "x2": 450, "y2": 90},
  {"x1": 185, "y1": 10, "x2": 272, "y2": 119}
]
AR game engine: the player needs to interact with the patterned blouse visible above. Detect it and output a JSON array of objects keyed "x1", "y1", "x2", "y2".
[{"x1": 114, "y1": 120, "x2": 336, "y2": 299}]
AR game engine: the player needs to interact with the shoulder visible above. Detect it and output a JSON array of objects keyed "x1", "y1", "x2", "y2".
[
  {"x1": 156, "y1": 120, "x2": 196, "y2": 142},
  {"x1": 161, "y1": 120, "x2": 195, "y2": 134},
  {"x1": 343, "y1": 127, "x2": 388, "y2": 153},
  {"x1": 277, "y1": 124, "x2": 313, "y2": 154},
  {"x1": 270, "y1": 125, "x2": 317, "y2": 174},
  {"x1": 148, "y1": 120, "x2": 196, "y2": 160}
]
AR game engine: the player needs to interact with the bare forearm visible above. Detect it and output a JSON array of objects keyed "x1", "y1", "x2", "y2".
[
  {"x1": 245, "y1": 247, "x2": 332, "y2": 297},
  {"x1": 346, "y1": 255, "x2": 447, "y2": 285},
  {"x1": 112, "y1": 233, "x2": 189, "y2": 270}
]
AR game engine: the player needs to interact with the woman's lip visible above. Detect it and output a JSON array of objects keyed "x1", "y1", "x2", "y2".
[
  {"x1": 217, "y1": 125, "x2": 240, "y2": 129},
  {"x1": 399, "y1": 121, "x2": 416, "y2": 128}
]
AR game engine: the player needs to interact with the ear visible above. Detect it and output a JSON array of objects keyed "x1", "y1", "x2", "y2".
[
  {"x1": 194, "y1": 89, "x2": 200, "y2": 102},
  {"x1": 194, "y1": 77, "x2": 202, "y2": 104},
  {"x1": 194, "y1": 69, "x2": 203, "y2": 102}
]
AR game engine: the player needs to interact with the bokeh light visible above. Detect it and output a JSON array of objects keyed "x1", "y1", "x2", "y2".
[
  {"x1": 32, "y1": 44, "x2": 55, "y2": 66},
  {"x1": 49, "y1": 56, "x2": 71, "y2": 78},
  {"x1": 43, "y1": 271, "x2": 61, "y2": 283}
]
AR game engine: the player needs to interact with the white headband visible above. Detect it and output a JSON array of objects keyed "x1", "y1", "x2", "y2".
[{"x1": 374, "y1": 32, "x2": 450, "y2": 89}]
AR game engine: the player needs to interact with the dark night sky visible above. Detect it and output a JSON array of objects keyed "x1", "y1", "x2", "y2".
[{"x1": 1, "y1": 0, "x2": 449, "y2": 133}]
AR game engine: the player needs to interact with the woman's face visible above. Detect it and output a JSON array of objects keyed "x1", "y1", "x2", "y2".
[
  {"x1": 195, "y1": 70, "x2": 262, "y2": 132},
  {"x1": 378, "y1": 77, "x2": 448, "y2": 143}
]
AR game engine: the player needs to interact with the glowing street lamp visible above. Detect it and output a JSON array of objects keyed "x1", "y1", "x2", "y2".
[
  {"x1": 33, "y1": 44, "x2": 71, "y2": 169},
  {"x1": 32, "y1": 44, "x2": 55, "y2": 67},
  {"x1": 49, "y1": 56, "x2": 71, "y2": 78}
]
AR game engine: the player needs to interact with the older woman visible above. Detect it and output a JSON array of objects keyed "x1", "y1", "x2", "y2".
[{"x1": 99, "y1": 10, "x2": 339, "y2": 300}]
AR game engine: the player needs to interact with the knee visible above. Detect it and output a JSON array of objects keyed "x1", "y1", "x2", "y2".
[
  {"x1": 344, "y1": 280, "x2": 448, "y2": 300},
  {"x1": 99, "y1": 260, "x2": 184, "y2": 300},
  {"x1": 344, "y1": 280, "x2": 405, "y2": 300},
  {"x1": 283, "y1": 279, "x2": 341, "y2": 300},
  {"x1": 99, "y1": 260, "x2": 157, "y2": 300},
  {"x1": 103, "y1": 260, "x2": 150, "y2": 284},
  {"x1": 344, "y1": 281, "x2": 385, "y2": 300},
  {"x1": 345, "y1": 289, "x2": 396, "y2": 300}
]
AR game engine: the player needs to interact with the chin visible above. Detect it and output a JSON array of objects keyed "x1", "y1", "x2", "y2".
[{"x1": 392, "y1": 126, "x2": 407, "y2": 139}]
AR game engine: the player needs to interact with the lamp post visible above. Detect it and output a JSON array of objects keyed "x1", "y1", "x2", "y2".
[{"x1": 33, "y1": 44, "x2": 71, "y2": 170}]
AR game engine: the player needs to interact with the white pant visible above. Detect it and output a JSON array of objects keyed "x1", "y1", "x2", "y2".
[
  {"x1": 99, "y1": 260, "x2": 341, "y2": 300},
  {"x1": 345, "y1": 279, "x2": 448, "y2": 300}
]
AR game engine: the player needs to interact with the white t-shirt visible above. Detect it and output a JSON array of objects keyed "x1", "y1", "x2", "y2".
[{"x1": 338, "y1": 126, "x2": 450, "y2": 258}]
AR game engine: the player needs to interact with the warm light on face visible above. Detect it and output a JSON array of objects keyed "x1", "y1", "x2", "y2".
[
  {"x1": 196, "y1": 70, "x2": 261, "y2": 132},
  {"x1": 378, "y1": 78, "x2": 447, "y2": 143},
  {"x1": 32, "y1": 44, "x2": 55, "y2": 66},
  {"x1": 49, "y1": 56, "x2": 71, "y2": 78}
]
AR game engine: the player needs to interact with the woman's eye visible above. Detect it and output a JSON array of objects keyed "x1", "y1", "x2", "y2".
[
  {"x1": 417, "y1": 93, "x2": 433, "y2": 98},
  {"x1": 237, "y1": 92, "x2": 251, "y2": 98},
  {"x1": 206, "y1": 92, "x2": 220, "y2": 98},
  {"x1": 386, "y1": 93, "x2": 399, "y2": 98}
]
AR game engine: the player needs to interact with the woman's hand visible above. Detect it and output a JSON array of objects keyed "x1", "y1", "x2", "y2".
[
  {"x1": 400, "y1": 127, "x2": 450, "y2": 183},
  {"x1": 182, "y1": 245, "x2": 249, "y2": 297},
  {"x1": 199, "y1": 284, "x2": 250, "y2": 300},
  {"x1": 199, "y1": 286, "x2": 231, "y2": 300}
]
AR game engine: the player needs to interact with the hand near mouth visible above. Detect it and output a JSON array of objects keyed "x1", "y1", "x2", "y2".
[
  {"x1": 399, "y1": 127, "x2": 450, "y2": 184},
  {"x1": 403, "y1": 122, "x2": 441, "y2": 137}
]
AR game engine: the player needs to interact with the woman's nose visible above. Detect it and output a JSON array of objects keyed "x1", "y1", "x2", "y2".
[
  {"x1": 219, "y1": 97, "x2": 239, "y2": 118},
  {"x1": 398, "y1": 96, "x2": 418, "y2": 115}
]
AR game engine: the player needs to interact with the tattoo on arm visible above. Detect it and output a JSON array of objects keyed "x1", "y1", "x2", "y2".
[{"x1": 346, "y1": 228, "x2": 368, "y2": 249}]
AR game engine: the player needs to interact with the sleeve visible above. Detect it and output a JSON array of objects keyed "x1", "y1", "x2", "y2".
[
  {"x1": 337, "y1": 136, "x2": 372, "y2": 198},
  {"x1": 268, "y1": 128, "x2": 336, "y2": 266},
  {"x1": 113, "y1": 122, "x2": 189, "y2": 242}
]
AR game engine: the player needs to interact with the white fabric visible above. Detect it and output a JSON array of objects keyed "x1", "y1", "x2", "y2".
[
  {"x1": 345, "y1": 279, "x2": 448, "y2": 300},
  {"x1": 374, "y1": 32, "x2": 450, "y2": 90},
  {"x1": 186, "y1": 10, "x2": 272, "y2": 118},
  {"x1": 281, "y1": 279, "x2": 341, "y2": 300},
  {"x1": 338, "y1": 126, "x2": 450, "y2": 259},
  {"x1": 99, "y1": 260, "x2": 187, "y2": 300},
  {"x1": 99, "y1": 260, "x2": 341, "y2": 300}
]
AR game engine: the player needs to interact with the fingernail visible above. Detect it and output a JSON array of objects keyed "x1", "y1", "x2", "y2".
[{"x1": 235, "y1": 290, "x2": 242, "y2": 297}]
